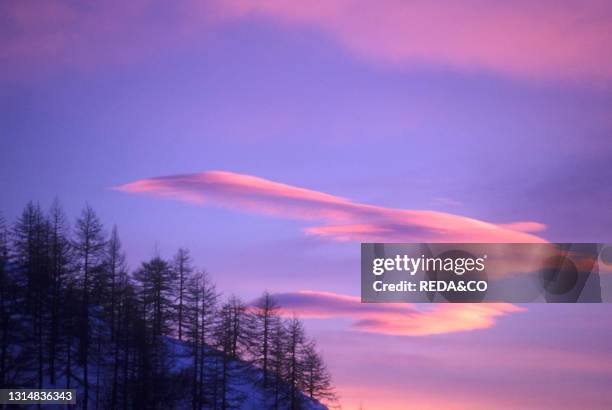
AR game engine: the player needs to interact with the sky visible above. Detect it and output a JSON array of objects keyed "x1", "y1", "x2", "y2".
[{"x1": 2, "y1": 1, "x2": 612, "y2": 408}]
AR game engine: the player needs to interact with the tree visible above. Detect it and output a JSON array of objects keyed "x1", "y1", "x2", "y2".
[
  {"x1": 109, "y1": 272, "x2": 134, "y2": 410},
  {"x1": 251, "y1": 291, "x2": 281, "y2": 389},
  {"x1": 185, "y1": 270, "x2": 218, "y2": 409},
  {"x1": 268, "y1": 320, "x2": 288, "y2": 410},
  {"x1": 225, "y1": 296, "x2": 249, "y2": 359},
  {"x1": 115, "y1": 278, "x2": 138, "y2": 410},
  {"x1": 187, "y1": 273, "x2": 203, "y2": 410},
  {"x1": 106, "y1": 226, "x2": 128, "y2": 409},
  {"x1": 106, "y1": 226, "x2": 127, "y2": 341},
  {"x1": 73, "y1": 205, "x2": 106, "y2": 410},
  {"x1": 300, "y1": 341, "x2": 337, "y2": 405},
  {"x1": 0, "y1": 212, "x2": 11, "y2": 388},
  {"x1": 173, "y1": 248, "x2": 193, "y2": 341},
  {"x1": 47, "y1": 199, "x2": 72, "y2": 385},
  {"x1": 13, "y1": 202, "x2": 50, "y2": 310},
  {"x1": 132, "y1": 255, "x2": 177, "y2": 408},
  {"x1": 133, "y1": 256, "x2": 176, "y2": 337},
  {"x1": 286, "y1": 317, "x2": 305, "y2": 410},
  {"x1": 13, "y1": 202, "x2": 51, "y2": 390},
  {"x1": 62, "y1": 280, "x2": 79, "y2": 392},
  {"x1": 214, "y1": 297, "x2": 249, "y2": 409}
]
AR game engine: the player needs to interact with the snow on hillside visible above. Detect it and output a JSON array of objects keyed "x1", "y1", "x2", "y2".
[
  {"x1": 166, "y1": 337, "x2": 329, "y2": 410},
  {"x1": 7, "y1": 336, "x2": 328, "y2": 410}
]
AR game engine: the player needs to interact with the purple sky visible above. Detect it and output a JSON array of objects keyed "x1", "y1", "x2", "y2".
[{"x1": 2, "y1": 1, "x2": 612, "y2": 408}]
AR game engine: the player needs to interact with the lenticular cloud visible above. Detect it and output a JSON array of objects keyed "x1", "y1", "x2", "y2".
[
  {"x1": 263, "y1": 290, "x2": 524, "y2": 336},
  {"x1": 115, "y1": 170, "x2": 547, "y2": 243}
]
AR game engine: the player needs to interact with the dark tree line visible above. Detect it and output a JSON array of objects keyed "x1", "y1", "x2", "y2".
[{"x1": 0, "y1": 202, "x2": 337, "y2": 409}]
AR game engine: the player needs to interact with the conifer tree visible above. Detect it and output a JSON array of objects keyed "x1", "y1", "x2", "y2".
[
  {"x1": 186, "y1": 270, "x2": 218, "y2": 409},
  {"x1": 73, "y1": 205, "x2": 106, "y2": 410},
  {"x1": 286, "y1": 317, "x2": 306, "y2": 410},
  {"x1": 173, "y1": 248, "x2": 193, "y2": 341},
  {"x1": 251, "y1": 291, "x2": 281, "y2": 389},
  {"x1": 13, "y1": 202, "x2": 51, "y2": 390},
  {"x1": 47, "y1": 200, "x2": 72, "y2": 385},
  {"x1": 301, "y1": 341, "x2": 337, "y2": 404},
  {"x1": 0, "y1": 212, "x2": 11, "y2": 388}
]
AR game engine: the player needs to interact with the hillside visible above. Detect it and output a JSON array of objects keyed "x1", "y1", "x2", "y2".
[{"x1": 0, "y1": 204, "x2": 336, "y2": 409}]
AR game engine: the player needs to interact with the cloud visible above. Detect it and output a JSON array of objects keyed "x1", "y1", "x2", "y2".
[
  {"x1": 3, "y1": 1, "x2": 612, "y2": 85},
  {"x1": 260, "y1": 290, "x2": 524, "y2": 336},
  {"x1": 221, "y1": 0, "x2": 612, "y2": 85},
  {"x1": 115, "y1": 170, "x2": 547, "y2": 243}
]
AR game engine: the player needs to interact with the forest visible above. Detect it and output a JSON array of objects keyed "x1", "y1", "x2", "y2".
[{"x1": 0, "y1": 201, "x2": 337, "y2": 409}]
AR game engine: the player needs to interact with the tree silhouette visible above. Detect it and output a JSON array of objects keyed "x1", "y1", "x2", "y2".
[{"x1": 0, "y1": 201, "x2": 337, "y2": 410}]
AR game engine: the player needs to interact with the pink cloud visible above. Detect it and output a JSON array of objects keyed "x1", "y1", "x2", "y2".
[
  {"x1": 3, "y1": 1, "x2": 612, "y2": 85},
  {"x1": 220, "y1": 0, "x2": 612, "y2": 84},
  {"x1": 114, "y1": 170, "x2": 547, "y2": 243},
  {"x1": 262, "y1": 290, "x2": 524, "y2": 336}
]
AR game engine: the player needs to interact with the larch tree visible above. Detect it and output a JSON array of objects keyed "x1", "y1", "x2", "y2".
[
  {"x1": 251, "y1": 291, "x2": 281, "y2": 389},
  {"x1": 300, "y1": 341, "x2": 337, "y2": 405},
  {"x1": 173, "y1": 248, "x2": 193, "y2": 341},
  {"x1": 13, "y1": 202, "x2": 51, "y2": 390},
  {"x1": 186, "y1": 270, "x2": 218, "y2": 409},
  {"x1": 286, "y1": 317, "x2": 306, "y2": 410},
  {"x1": 0, "y1": 212, "x2": 11, "y2": 388},
  {"x1": 47, "y1": 199, "x2": 72, "y2": 385},
  {"x1": 73, "y1": 205, "x2": 106, "y2": 410}
]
